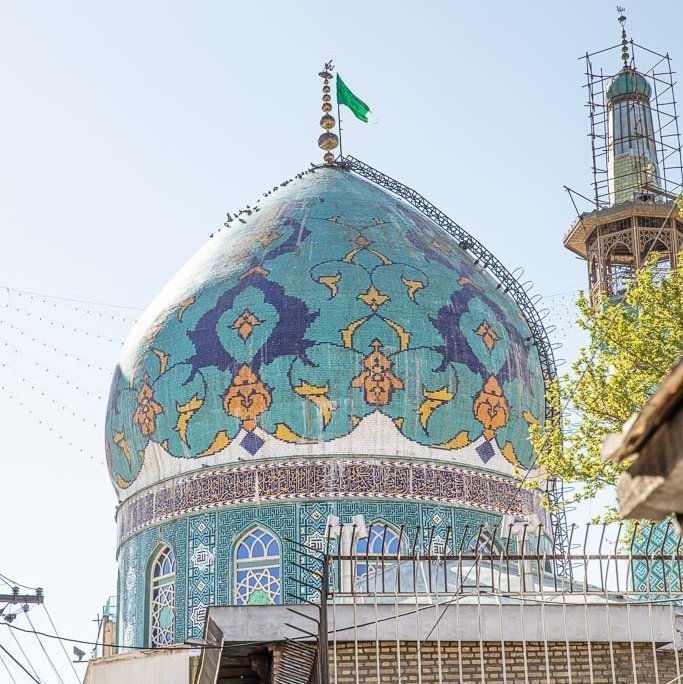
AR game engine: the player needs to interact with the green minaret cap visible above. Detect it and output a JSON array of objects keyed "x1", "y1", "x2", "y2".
[{"x1": 606, "y1": 68, "x2": 652, "y2": 101}]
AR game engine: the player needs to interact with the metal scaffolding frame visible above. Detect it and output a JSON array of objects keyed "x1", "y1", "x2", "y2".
[
  {"x1": 583, "y1": 40, "x2": 683, "y2": 209},
  {"x1": 339, "y1": 155, "x2": 568, "y2": 560}
]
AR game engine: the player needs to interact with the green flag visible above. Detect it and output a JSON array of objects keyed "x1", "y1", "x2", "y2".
[{"x1": 336, "y1": 74, "x2": 370, "y2": 123}]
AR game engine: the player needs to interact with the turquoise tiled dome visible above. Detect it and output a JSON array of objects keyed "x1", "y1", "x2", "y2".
[
  {"x1": 607, "y1": 68, "x2": 651, "y2": 100},
  {"x1": 105, "y1": 166, "x2": 545, "y2": 491}
]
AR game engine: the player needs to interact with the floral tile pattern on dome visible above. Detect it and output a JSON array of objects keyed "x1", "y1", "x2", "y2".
[{"x1": 106, "y1": 169, "x2": 545, "y2": 489}]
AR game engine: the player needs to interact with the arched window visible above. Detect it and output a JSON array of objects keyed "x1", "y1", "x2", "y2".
[
  {"x1": 469, "y1": 530, "x2": 496, "y2": 556},
  {"x1": 149, "y1": 545, "x2": 176, "y2": 647},
  {"x1": 641, "y1": 239, "x2": 671, "y2": 281},
  {"x1": 605, "y1": 241, "x2": 634, "y2": 297},
  {"x1": 355, "y1": 523, "x2": 401, "y2": 581},
  {"x1": 235, "y1": 528, "x2": 282, "y2": 605}
]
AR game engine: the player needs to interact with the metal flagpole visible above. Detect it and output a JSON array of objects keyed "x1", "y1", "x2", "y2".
[{"x1": 336, "y1": 75, "x2": 344, "y2": 160}]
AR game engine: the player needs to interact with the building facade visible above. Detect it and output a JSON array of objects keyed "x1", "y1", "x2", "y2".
[{"x1": 105, "y1": 163, "x2": 553, "y2": 649}]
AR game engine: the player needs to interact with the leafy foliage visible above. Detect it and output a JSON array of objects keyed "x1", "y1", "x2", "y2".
[{"x1": 530, "y1": 252, "x2": 683, "y2": 515}]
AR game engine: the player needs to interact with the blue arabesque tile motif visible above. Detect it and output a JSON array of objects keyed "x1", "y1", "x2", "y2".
[{"x1": 106, "y1": 168, "x2": 545, "y2": 489}]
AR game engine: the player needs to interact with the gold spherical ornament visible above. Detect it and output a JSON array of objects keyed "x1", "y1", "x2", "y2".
[
  {"x1": 319, "y1": 113, "x2": 336, "y2": 130},
  {"x1": 323, "y1": 152, "x2": 335, "y2": 164},
  {"x1": 322, "y1": 94, "x2": 331, "y2": 102},
  {"x1": 323, "y1": 85, "x2": 331, "y2": 94},
  {"x1": 322, "y1": 102, "x2": 332, "y2": 112},
  {"x1": 318, "y1": 132, "x2": 339, "y2": 151}
]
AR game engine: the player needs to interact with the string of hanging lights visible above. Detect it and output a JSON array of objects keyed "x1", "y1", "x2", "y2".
[
  {"x1": 0, "y1": 319, "x2": 112, "y2": 374},
  {"x1": 2, "y1": 288, "x2": 139, "y2": 322},
  {"x1": 0, "y1": 337, "x2": 105, "y2": 400},
  {"x1": 0, "y1": 360, "x2": 99, "y2": 429},
  {"x1": 2, "y1": 305, "x2": 119, "y2": 343}
]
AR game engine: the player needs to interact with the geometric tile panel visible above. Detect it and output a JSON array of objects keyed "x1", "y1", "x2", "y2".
[
  {"x1": 187, "y1": 514, "x2": 216, "y2": 640},
  {"x1": 631, "y1": 519, "x2": 683, "y2": 595},
  {"x1": 116, "y1": 500, "x2": 506, "y2": 647}
]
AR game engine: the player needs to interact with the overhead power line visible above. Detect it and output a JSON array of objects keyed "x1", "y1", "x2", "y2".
[
  {"x1": 0, "y1": 649, "x2": 18, "y2": 684},
  {"x1": 7, "y1": 627, "x2": 42, "y2": 683},
  {"x1": 0, "y1": 644, "x2": 40, "y2": 684},
  {"x1": 0, "y1": 574, "x2": 39, "y2": 593},
  {"x1": 1, "y1": 621, "x2": 276, "y2": 654},
  {"x1": 24, "y1": 612, "x2": 65, "y2": 684},
  {"x1": 42, "y1": 606, "x2": 80, "y2": 683}
]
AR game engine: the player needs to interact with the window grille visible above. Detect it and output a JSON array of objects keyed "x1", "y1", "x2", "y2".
[
  {"x1": 235, "y1": 528, "x2": 282, "y2": 605},
  {"x1": 355, "y1": 523, "x2": 401, "y2": 581},
  {"x1": 149, "y1": 546, "x2": 176, "y2": 647}
]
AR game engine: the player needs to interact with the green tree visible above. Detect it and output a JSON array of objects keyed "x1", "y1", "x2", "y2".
[{"x1": 530, "y1": 252, "x2": 683, "y2": 515}]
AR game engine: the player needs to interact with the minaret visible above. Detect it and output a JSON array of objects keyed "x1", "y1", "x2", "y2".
[
  {"x1": 563, "y1": 10, "x2": 682, "y2": 301},
  {"x1": 606, "y1": 11, "x2": 660, "y2": 205}
]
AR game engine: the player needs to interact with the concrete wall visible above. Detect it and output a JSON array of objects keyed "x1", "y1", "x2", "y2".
[
  {"x1": 208, "y1": 603, "x2": 679, "y2": 643},
  {"x1": 83, "y1": 647, "x2": 197, "y2": 684}
]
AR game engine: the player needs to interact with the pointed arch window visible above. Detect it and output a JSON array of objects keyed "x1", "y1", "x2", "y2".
[
  {"x1": 355, "y1": 523, "x2": 401, "y2": 582},
  {"x1": 469, "y1": 530, "x2": 497, "y2": 556},
  {"x1": 605, "y1": 241, "x2": 634, "y2": 297},
  {"x1": 235, "y1": 528, "x2": 282, "y2": 605},
  {"x1": 149, "y1": 545, "x2": 176, "y2": 647},
  {"x1": 641, "y1": 238, "x2": 671, "y2": 281}
]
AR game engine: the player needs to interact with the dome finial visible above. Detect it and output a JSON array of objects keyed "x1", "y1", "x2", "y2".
[
  {"x1": 317, "y1": 60, "x2": 339, "y2": 165},
  {"x1": 617, "y1": 6, "x2": 630, "y2": 68}
]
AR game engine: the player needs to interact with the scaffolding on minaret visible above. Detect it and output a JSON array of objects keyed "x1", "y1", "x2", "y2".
[
  {"x1": 582, "y1": 18, "x2": 683, "y2": 209},
  {"x1": 564, "y1": 11, "x2": 683, "y2": 301}
]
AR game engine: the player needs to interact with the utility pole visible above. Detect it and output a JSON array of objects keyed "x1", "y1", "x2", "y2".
[{"x1": 0, "y1": 587, "x2": 44, "y2": 608}]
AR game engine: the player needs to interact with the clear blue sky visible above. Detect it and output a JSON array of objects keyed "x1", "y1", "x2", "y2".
[{"x1": 1, "y1": 1, "x2": 681, "y2": 679}]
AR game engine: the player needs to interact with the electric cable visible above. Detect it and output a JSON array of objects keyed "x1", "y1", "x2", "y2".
[
  {"x1": 24, "y1": 611, "x2": 65, "y2": 684},
  {"x1": 0, "y1": 319, "x2": 110, "y2": 373},
  {"x1": 0, "y1": 336, "x2": 104, "y2": 400},
  {"x1": 0, "y1": 621, "x2": 292, "y2": 654},
  {"x1": 0, "y1": 360, "x2": 99, "y2": 429},
  {"x1": 42, "y1": 606, "x2": 80, "y2": 683},
  {"x1": 2, "y1": 305, "x2": 118, "y2": 343},
  {"x1": 0, "y1": 575, "x2": 39, "y2": 593},
  {"x1": 0, "y1": 644, "x2": 39, "y2": 684},
  {"x1": 7, "y1": 627, "x2": 42, "y2": 683},
  {"x1": 0, "y1": 382, "x2": 88, "y2": 454},
  {"x1": 0, "y1": 647, "x2": 18, "y2": 684},
  {"x1": 4, "y1": 288, "x2": 139, "y2": 322}
]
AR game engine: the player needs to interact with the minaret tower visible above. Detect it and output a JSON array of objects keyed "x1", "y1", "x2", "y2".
[
  {"x1": 607, "y1": 12, "x2": 660, "y2": 205},
  {"x1": 564, "y1": 10, "x2": 682, "y2": 300}
]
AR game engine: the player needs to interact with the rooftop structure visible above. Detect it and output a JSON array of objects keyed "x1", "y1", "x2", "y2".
[
  {"x1": 603, "y1": 360, "x2": 683, "y2": 523},
  {"x1": 105, "y1": 143, "x2": 563, "y2": 649},
  {"x1": 86, "y1": 522, "x2": 683, "y2": 684}
]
